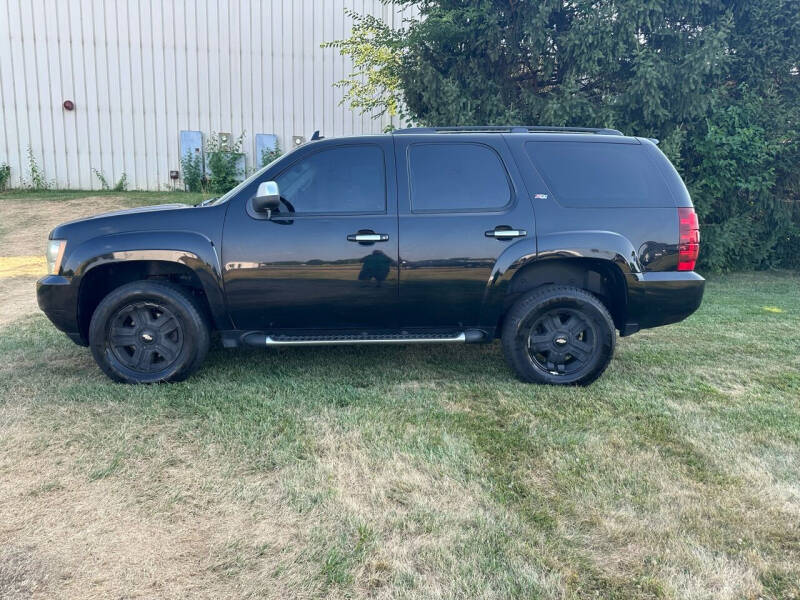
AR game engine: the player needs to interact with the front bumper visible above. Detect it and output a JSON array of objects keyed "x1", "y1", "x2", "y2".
[
  {"x1": 36, "y1": 274, "x2": 86, "y2": 345},
  {"x1": 625, "y1": 271, "x2": 705, "y2": 332}
]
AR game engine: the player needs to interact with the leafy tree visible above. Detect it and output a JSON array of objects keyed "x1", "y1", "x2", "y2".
[
  {"x1": 322, "y1": 10, "x2": 409, "y2": 128},
  {"x1": 329, "y1": 0, "x2": 800, "y2": 270},
  {"x1": 683, "y1": 0, "x2": 800, "y2": 270}
]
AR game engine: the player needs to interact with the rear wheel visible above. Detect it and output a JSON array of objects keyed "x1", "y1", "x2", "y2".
[
  {"x1": 501, "y1": 285, "x2": 615, "y2": 386},
  {"x1": 89, "y1": 281, "x2": 209, "y2": 383}
]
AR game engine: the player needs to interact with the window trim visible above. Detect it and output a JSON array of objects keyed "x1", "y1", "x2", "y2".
[
  {"x1": 268, "y1": 142, "x2": 389, "y2": 217},
  {"x1": 407, "y1": 142, "x2": 515, "y2": 214}
]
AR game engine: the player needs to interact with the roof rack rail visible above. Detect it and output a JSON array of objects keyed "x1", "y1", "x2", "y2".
[{"x1": 392, "y1": 125, "x2": 624, "y2": 136}]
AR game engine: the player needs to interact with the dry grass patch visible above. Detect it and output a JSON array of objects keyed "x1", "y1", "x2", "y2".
[
  {"x1": 0, "y1": 412, "x2": 319, "y2": 599},
  {"x1": 0, "y1": 195, "x2": 128, "y2": 328},
  {"x1": 0, "y1": 196, "x2": 127, "y2": 256},
  {"x1": 0, "y1": 278, "x2": 39, "y2": 328},
  {"x1": 0, "y1": 544, "x2": 57, "y2": 600}
]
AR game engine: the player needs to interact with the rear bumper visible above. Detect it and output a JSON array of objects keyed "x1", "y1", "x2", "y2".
[
  {"x1": 624, "y1": 271, "x2": 705, "y2": 332},
  {"x1": 36, "y1": 274, "x2": 86, "y2": 345}
]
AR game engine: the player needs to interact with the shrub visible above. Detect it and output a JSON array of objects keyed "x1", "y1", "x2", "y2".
[
  {"x1": 0, "y1": 163, "x2": 10, "y2": 191},
  {"x1": 682, "y1": 86, "x2": 799, "y2": 271},
  {"x1": 93, "y1": 168, "x2": 128, "y2": 191},
  {"x1": 206, "y1": 132, "x2": 245, "y2": 194},
  {"x1": 260, "y1": 142, "x2": 282, "y2": 168},
  {"x1": 180, "y1": 151, "x2": 205, "y2": 193},
  {"x1": 26, "y1": 147, "x2": 51, "y2": 190}
]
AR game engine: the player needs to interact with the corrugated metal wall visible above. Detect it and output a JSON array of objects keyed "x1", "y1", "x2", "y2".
[{"x1": 0, "y1": 0, "x2": 417, "y2": 190}]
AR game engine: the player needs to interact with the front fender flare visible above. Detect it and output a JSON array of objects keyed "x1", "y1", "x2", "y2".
[{"x1": 65, "y1": 231, "x2": 230, "y2": 330}]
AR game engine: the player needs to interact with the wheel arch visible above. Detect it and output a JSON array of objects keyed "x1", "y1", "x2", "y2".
[
  {"x1": 501, "y1": 258, "x2": 628, "y2": 330},
  {"x1": 67, "y1": 232, "x2": 230, "y2": 342},
  {"x1": 480, "y1": 231, "x2": 639, "y2": 333}
]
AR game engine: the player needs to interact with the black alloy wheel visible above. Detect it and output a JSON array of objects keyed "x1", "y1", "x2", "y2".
[
  {"x1": 501, "y1": 285, "x2": 615, "y2": 386},
  {"x1": 526, "y1": 307, "x2": 598, "y2": 376},
  {"x1": 89, "y1": 280, "x2": 210, "y2": 383},
  {"x1": 107, "y1": 301, "x2": 184, "y2": 373}
]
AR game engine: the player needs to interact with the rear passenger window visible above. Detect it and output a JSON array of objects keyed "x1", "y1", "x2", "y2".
[
  {"x1": 409, "y1": 143, "x2": 511, "y2": 212},
  {"x1": 526, "y1": 141, "x2": 673, "y2": 208}
]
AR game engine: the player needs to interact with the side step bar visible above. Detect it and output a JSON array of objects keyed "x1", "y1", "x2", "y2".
[{"x1": 241, "y1": 330, "x2": 487, "y2": 347}]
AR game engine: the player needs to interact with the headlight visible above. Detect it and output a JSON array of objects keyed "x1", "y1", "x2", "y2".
[{"x1": 45, "y1": 240, "x2": 66, "y2": 275}]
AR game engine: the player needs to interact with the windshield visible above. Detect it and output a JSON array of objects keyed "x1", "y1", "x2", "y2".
[{"x1": 206, "y1": 146, "x2": 298, "y2": 206}]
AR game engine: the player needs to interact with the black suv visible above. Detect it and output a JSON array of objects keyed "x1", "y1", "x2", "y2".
[{"x1": 37, "y1": 126, "x2": 704, "y2": 385}]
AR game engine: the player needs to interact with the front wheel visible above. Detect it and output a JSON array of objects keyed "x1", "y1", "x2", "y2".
[
  {"x1": 89, "y1": 281, "x2": 210, "y2": 383},
  {"x1": 501, "y1": 285, "x2": 615, "y2": 386}
]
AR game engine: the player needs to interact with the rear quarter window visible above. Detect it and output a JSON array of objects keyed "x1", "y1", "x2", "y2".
[{"x1": 525, "y1": 141, "x2": 675, "y2": 208}]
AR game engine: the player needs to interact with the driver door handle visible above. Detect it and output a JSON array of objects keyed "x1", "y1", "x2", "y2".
[
  {"x1": 485, "y1": 227, "x2": 527, "y2": 240},
  {"x1": 347, "y1": 231, "x2": 389, "y2": 243}
]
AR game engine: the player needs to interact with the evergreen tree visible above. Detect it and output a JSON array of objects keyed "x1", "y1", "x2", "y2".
[{"x1": 329, "y1": 0, "x2": 800, "y2": 270}]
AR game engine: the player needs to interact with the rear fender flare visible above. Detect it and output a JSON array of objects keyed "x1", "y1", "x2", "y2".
[{"x1": 479, "y1": 231, "x2": 641, "y2": 325}]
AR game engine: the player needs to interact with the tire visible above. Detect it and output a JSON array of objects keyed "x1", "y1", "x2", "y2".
[
  {"x1": 501, "y1": 285, "x2": 615, "y2": 386},
  {"x1": 89, "y1": 280, "x2": 210, "y2": 383}
]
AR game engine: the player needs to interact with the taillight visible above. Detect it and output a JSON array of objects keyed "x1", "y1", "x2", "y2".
[{"x1": 677, "y1": 207, "x2": 700, "y2": 271}]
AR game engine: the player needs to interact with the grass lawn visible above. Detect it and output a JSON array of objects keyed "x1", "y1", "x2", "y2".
[
  {"x1": 0, "y1": 188, "x2": 208, "y2": 206},
  {"x1": 1, "y1": 191, "x2": 799, "y2": 599}
]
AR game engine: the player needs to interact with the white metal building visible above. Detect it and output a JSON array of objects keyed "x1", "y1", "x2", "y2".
[{"x1": 0, "y1": 0, "x2": 417, "y2": 190}]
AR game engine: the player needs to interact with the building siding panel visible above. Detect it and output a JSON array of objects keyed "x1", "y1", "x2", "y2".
[{"x1": 0, "y1": 0, "x2": 417, "y2": 190}]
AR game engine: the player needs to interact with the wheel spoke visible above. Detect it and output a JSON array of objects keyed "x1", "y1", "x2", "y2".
[
  {"x1": 156, "y1": 314, "x2": 178, "y2": 334},
  {"x1": 529, "y1": 334, "x2": 550, "y2": 351},
  {"x1": 153, "y1": 344, "x2": 175, "y2": 363},
  {"x1": 132, "y1": 306, "x2": 147, "y2": 327},
  {"x1": 567, "y1": 341, "x2": 591, "y2": 362},
  {"x1": 544, "y1": 314, "x2": 562, "y2": 333},
  {"x1": 137, "y1": 306, "x2": 157, "y2": 327},
  {"x1": 157, "y1": 336, "x2": 180, "y2": 360},
  {"x1": 114, "y1": 305, "x2": 136, "y2": 327},
  {"x1": 565, "y1": 316, "x2": 585, "y2": 336},
  {"x1": 109, "y1": 331, "x2": 137, "y2": 347},
  {"x1": 130, "y1": 346, "x2": 151, "y2": 370}
]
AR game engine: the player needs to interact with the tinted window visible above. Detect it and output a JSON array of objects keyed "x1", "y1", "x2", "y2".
[
  {"x1": 274, "y1": 145, "x2": 385, "y2": 214},
  {"x1": 526, "y1": 141, "x2": 673, "y2": 208},
  {"x1": 409, "y1": 143, "x2": 511, "y2": 212}
]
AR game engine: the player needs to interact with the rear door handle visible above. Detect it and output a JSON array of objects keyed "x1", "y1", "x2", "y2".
[
  {"x1": 347, "y1": 231, "x2": 389, "y2": 243},
  {"x1": 485, "y1": 227, "x2": 527, "y2": 240}
]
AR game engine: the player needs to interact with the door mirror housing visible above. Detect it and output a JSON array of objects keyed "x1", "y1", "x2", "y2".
[{"x1": 252, "y1": 181, "x2": 281, "y2": 215}]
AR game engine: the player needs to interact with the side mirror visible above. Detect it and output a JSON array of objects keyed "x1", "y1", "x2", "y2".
[{"x1": 252, "y1": 181, "x2": 281, "y2": 215}]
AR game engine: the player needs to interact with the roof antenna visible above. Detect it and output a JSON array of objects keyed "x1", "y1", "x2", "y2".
[{"x1": 310, "y1": 130, "x2": 324, "y2": 141}]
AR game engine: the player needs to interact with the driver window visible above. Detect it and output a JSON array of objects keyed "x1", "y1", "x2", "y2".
[{"x1": 273, "y1": 145, "x2": 386, "y2": 214}]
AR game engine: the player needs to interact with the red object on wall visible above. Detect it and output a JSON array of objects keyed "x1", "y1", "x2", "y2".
[{"x1": 63, "y1": 100, "x2": 75, "y2": 111}]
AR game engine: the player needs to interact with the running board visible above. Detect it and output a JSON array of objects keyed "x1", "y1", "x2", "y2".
[{"x1": 241, "y1": 330, "x2": 487, "y2": 347}]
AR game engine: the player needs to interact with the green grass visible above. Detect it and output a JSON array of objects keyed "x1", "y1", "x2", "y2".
[
  {"x1": 1, "y1": 229, "x2": 799, "y2": 596},
  {"x1": 0, "y1": 188, "x2": 208, "y2": 206}
]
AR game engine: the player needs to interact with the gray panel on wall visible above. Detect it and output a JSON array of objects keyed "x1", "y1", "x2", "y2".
[
  {"x1": 180, "y1": 130, "x2": 204, "y2": 162},
  {"x1": 255, "y1": 133, "x2": 279, "y2": 167}
]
